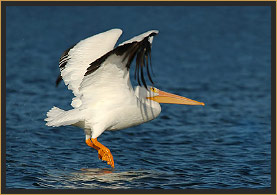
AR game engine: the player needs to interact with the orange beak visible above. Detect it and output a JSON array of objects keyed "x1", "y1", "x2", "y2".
[{"x1": 147, "y1": 90, "x2": 205, "y2": 106}]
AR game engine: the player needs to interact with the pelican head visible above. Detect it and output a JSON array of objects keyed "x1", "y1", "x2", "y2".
[{"x1": 135, "y1": 86, "x2": 205, "y2": 106}]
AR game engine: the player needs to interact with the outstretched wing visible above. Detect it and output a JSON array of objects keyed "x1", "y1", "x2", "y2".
[
  {"x1": 78, "y1": 30, "x2": 158, "y2": 109},
  {"x1": 56, "y1": 29, "x2": 123, "y2": 98}
]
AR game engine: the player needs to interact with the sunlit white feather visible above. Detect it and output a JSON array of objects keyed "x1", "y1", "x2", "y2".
[
  {"x1": 45, "y1": 29, "x2": 161, "y2": 139},
  {"x1": 61, "y1": 29, "x2": 122, "y2": 107}
]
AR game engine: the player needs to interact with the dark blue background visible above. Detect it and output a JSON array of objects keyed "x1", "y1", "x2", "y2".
[{"x1": 6, "y1": 6, "x2": 271, "y2": 189}]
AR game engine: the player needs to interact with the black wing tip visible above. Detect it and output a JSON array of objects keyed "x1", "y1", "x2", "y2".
[
  {"x1": 56, "y1": 44, "x2": 76, "y2": 87},
  {"x1": 139, "y1": 34, "x2": 156, "y2": 88},
  {"x1": 84, "y1": 31, "x2": 157, "y2": 88},
  {"x1": 55, "y1": 75, "x2": 62, "y2": 87},
  {"x1": 58, "y1": 43, "x2": 76, "y2": 69},
  {"x1": 125, "y1": 31, "x2": 157, "y2": 89},
  {"x1": 149, "y1": 32, "x2": 158, "y2": 37}
]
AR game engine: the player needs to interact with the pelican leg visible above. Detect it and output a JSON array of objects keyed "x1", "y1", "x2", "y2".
[{"x1": 86, "y1": 138, "x2": 114, "y2": 168}]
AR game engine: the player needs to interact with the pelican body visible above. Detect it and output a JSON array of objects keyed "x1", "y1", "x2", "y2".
[{"x1": 45, "y1": 29, "x2": 204, "y2": 168}]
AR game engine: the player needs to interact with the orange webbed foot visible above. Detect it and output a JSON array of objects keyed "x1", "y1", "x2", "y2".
[
  {"x1": 98, "y1": 147, "x2": 114, "y2": 168},
  {"x1": 86, "y1": 138, "x2": 115, "y2": 168}
]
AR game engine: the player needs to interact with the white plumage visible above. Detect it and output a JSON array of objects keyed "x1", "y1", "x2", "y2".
[
  {"x1": 60, "y1": 29, "x2": 122, "y2": 107},
  {"x1": 45, "y1": 29, "x2": 204, "y2": 168},
  {"x1": 45, "y1": 29, "x2": 161, "y2": 138}
]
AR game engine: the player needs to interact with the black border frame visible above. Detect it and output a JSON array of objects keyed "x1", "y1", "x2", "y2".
[{"x1": 1, "y1": 1, "x2": 276, "y2": 194}]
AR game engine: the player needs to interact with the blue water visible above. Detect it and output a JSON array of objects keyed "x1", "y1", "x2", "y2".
[{"x1": 6, "y1": 6, "x2": 271, "y2": 189}]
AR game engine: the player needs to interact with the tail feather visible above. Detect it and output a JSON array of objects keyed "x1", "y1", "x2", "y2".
[{"x1": 45, "y1": 106, "x2": 82, "y2": 127}]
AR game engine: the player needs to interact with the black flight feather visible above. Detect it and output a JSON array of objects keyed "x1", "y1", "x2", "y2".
[
  {"x1": 85, "y1": 32, "x2": 157, "y2": 89},
  {"x1": 56, "y1": 44, "x2": 76, "y2": 87}
]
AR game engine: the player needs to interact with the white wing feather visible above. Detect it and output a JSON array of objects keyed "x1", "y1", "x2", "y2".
[
  {"x1": 59, "y1": 29, "x2": 122, "y2": 107},
  {"x1": 46, "y1": 29, "x2": 158, "y2": 132},
  {"x1": 78, "y1": 30, "x2": 158, "y2": 112}
]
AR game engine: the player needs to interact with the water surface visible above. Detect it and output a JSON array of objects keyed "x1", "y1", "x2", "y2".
[{"x1": 6, "y1": 6, "x2": 271, "y2": 189}]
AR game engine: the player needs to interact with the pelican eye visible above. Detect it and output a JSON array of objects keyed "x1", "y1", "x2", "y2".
[{"x1": 151, "y1": 87, "x2": 157, "y2": 93}]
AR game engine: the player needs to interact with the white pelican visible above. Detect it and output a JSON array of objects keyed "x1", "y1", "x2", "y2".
[{"x1": 45, "y1": 29, "x2": 204, "y2": 168}]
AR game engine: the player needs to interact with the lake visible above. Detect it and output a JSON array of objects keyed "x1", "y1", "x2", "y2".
[{"x1": 5, "y1": 4, "x2": 272, "y2": 190}]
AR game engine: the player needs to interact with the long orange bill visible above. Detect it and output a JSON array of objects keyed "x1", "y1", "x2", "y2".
[{"x1": 147, "y1": 90, "x2": 205, "y2": 106}]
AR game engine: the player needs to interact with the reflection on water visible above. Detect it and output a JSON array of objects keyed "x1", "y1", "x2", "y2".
[
  {"x1": 72, "y1": 168, "x2": 153, "y2": 184},
  {"x1": 38, "y1": 168, "x2": 162, "y2": 189}
]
